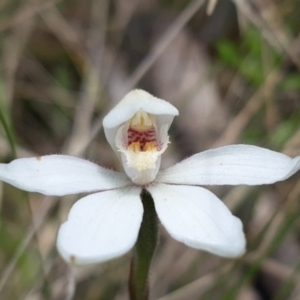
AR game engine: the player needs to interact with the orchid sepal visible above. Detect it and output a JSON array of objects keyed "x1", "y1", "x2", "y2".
[
  {"x1": 156, "y1": 145, "x2": 300, "y2": 186},
  {"x1": 0, "y1": 155, "x2": 130, "y2": 196}
]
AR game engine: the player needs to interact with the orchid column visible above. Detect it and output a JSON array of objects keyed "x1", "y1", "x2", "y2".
[{"x1": 0, "y1": 89, "x2": 299, "y2": 300}]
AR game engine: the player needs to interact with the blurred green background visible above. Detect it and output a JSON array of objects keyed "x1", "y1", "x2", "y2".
[{"x1": 0, "y1": 0, "x2": 300, "y2": 299}]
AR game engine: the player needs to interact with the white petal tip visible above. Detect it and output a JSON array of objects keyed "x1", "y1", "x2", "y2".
[
  {"x1": 57, "y1": 242, "x2": 129, "y2": 265},
  {"x1": 181, "y1": 227, "x2": 246, "y2": 258}
]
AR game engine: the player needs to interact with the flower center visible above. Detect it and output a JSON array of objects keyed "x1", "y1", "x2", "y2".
[
  {"x1": 127, "y1": 112, "x2": 158, "y2": 153},
  {"x1": 115, "y1": 110, "x2": 169, "y2": 177}
]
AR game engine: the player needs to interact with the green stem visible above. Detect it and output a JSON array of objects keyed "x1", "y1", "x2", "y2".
[
  {"x1": 0, "y1": 106, "x2": 16, "y2": 159},
  {"x1": 129, "y1": 189, "x2": 158, "y2": 300}
]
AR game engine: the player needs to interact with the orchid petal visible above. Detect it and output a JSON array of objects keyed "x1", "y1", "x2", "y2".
[
  {"x1": 147, "y1": 183, "x2": 245, "y2": 257},
  {"x1": 0, "y1": 155, "x2": 130, "y2": 196},
  {"x1": 57, "y1": 186, "x2": 143, "y2": 264},
  {"x1": 156, "y1": 145, "x2": 300, "y2": 186}
]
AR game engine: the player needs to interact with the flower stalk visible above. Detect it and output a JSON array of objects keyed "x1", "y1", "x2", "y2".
[{"x1": 129, "y1": 190, "x2": 158, "y2": 300}]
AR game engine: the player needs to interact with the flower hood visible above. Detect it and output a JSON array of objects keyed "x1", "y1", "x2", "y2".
[{"x1": 103, "y1": 89, "x2": 178, "y2": 185}]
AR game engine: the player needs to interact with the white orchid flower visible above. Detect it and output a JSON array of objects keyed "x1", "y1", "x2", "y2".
[{"x1": 0, "y1": 89, "x2": 299, "y2": 265}]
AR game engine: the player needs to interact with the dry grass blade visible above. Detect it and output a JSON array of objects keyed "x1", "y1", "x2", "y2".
[
  {"x1": 0, "y1": 197, "x2": 57, "y2": 295},
  {"x1": 213, "y1": 70, "x2": 282, "y2": 147},
  {"x1": 124, "y1": 0, "x2": 206, "y2": 90},
  {"x1": 65, "y1": 0, "x2": 109, "y2": 155},
  {"x1": 233, "y1": 0, "x2": 300, "y2": 70},
  {"x1": 42, "y1": 7, "x2": 85, "y2": 60},
  {"x1": 2, "y1": 21, "x2": 34, "y2": 107},
  {"x1": 206, "y1": 0, "x2": 218, "y2": 15},
  {"x1": 0, "y1": 0, "x2": 61, "y2": 32},
  {"x1": 156, "y1": 264, "x2": 232, "y2": 300}
]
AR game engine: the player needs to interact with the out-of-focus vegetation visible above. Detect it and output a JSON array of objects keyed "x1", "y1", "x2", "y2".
[{"x1": 0, "y1": 0, "x2": 300, "y2": 299}]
